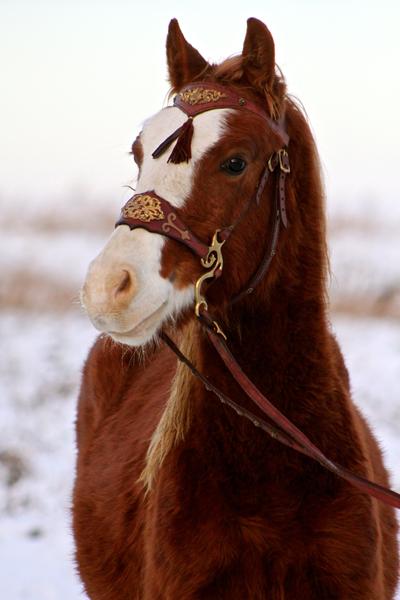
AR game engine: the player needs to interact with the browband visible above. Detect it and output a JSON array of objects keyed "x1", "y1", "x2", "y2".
[
  {"x1": 152, "y1": 81, "x2": 289, "y2": 164},
  {"x1": 174, "y1": 81, "x2": 289, "y2": 146}
]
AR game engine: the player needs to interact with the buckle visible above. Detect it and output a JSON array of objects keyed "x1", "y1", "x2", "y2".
[
  {"x1": 278, "y1": 149, "x2": 290, "y2": 173},
  {"x1": 268, "y1": 149, "x2": 290, "y2": 173}
]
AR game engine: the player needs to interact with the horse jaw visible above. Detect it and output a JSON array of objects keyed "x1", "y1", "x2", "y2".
[{"x1": 81, "y1": 106, "x2": 231, "y2": 346}]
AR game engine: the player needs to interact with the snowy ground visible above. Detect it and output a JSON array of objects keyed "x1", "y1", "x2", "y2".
[
  {"x1": 0, "y1": 312, "x2": 94, "y2": 600},
  {"x1": 0, "y1": 310, "x2": 399, "y2": 600}
]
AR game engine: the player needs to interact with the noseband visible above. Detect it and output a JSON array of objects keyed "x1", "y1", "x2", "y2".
[{"x1": 115, "y1": 82, "x2": 400, "y2": 509}]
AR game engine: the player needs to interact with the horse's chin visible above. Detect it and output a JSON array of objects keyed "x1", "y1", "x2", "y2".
[
  {"x1": 106, "y1": 287, "x2": 195, "y2": 347},
  {"x1": 109, "y1": 330, "x2": 158, "y2": 348},
  {"x1": 107, "y1": 301, "x2": 169, "y2": 347}
]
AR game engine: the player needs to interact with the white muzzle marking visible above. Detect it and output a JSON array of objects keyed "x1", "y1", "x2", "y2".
[{"x1": 82, "y1": 107, "x2": 231, "y2": 346}]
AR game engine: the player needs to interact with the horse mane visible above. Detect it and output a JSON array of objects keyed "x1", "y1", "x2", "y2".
[{"x1": 140, "y1": 320, "x2": 200, "y2": 490}]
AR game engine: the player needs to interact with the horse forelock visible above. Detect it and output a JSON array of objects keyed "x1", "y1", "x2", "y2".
[{"x1": 212, "y1": 55, "x2": 287, "y2": 120}]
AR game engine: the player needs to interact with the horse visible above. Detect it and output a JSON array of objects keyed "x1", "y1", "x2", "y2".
[{"x1": 73, "y1": 17, "x2": 399, "y2": 599}]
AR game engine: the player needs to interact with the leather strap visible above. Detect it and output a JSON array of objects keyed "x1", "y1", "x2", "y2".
[
  {"x1": 116, "y1": 191, "x2": 211, "y2": 259},
  {"x1": 160, "y1": 331, "x2": 308, "y2": 452},
  {"x1": 161, "y1": 324, "x2": 400, "y2": 510},
  {"x1": 230, "y1": 152, "x2": 289, "y2": 304}
]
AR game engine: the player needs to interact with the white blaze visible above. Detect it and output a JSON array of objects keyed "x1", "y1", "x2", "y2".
[
  {"x1": 137, "y1": 107, "x2": 231, "y2": 206},
  {"x1": 82, "y1": 107, "x2": 231, "y2": 346}
]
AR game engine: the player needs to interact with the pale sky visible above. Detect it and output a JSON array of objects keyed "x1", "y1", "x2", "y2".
[{"x1": 1, "y1": 0, "x2": 400, "y2": 216}]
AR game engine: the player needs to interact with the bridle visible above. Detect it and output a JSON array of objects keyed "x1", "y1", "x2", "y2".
[
  {"x1": 117, "y1": 81, "x2": 290, "y2": 333},
  {"x1": 116, "y1": 81, "x2": 400, "y2": 509}
]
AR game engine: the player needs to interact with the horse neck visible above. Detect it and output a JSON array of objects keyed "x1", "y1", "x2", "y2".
[
  {"x1": 142, "y1": 106, "x2": 340, "y2": 489},
  {"x1": 142, "y1": 271, "x2": 335, "y2": 492},
  {"x1": 175, "y1": 276, "x2": 340, "y2": 494}
]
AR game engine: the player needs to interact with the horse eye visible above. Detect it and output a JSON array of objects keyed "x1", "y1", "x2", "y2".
[{"x1": 220, "y1": 157, "x2": 247, "y2": 175}]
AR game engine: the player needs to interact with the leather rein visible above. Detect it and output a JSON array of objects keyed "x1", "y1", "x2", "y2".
[{"x1": 116, "y1": 81, "x2": 400, "y2": 509}]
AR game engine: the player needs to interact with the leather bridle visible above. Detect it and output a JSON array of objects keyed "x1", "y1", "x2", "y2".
[{"x1": 116, "y1": 82, "x2": 400, "y2": 509}]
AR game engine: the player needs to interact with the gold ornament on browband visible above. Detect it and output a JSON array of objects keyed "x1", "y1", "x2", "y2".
[
  {"x1": 179, "y1": 88, "x2": 227, "y2": 105},
  {"x1": 122, "y1": 194, "x2": 165, "y2": 222}
]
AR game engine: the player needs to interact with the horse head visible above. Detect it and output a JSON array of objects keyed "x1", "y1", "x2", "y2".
[{"x1": 81, "y1": 18, "x2": 310, "y2": 346}]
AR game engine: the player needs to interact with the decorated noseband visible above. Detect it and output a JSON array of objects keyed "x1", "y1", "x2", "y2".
[
  {"x1": 116, "y1": 189, "x2": 232, "y2": 258},
  {"x1": 116, "y1": 81, "x2": 291, "y2": 336},
  {"x1": 115, "y1": 190, "x2": 230, "y2": 325}
]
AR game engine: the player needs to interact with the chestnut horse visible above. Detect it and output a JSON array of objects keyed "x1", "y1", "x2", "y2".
[{"x1": 73, "y1": 18, "x2": 399, "y2": 599}]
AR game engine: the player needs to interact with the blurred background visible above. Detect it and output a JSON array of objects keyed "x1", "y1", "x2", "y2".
[{"x1": 1, "y1": 1, "x2": 399, "y2": 598}]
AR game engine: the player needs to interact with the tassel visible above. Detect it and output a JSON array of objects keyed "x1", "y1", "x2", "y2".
[
  {"x1": 167, "y1": 117, "x2": 194, "y2": 164},
  {"x1": 152, "y1": 123, "x2": 183, "y2": 159}
]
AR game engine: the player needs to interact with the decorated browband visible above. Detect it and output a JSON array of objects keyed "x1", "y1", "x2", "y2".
[{"x1": 151, "y1": 81, "x2": 289, "y2": 164}]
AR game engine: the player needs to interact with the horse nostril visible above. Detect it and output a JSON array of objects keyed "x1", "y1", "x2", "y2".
[
  {"x1": 115, "y1": 269, "x2": 133, "y2": 298},
  {"x1": 117, "y1": 270, "x2": 131, "y2": 293}
]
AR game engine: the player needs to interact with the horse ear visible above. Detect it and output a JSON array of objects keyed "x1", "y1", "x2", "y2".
[
  {"x1": 242, "y1": 18, "x2": 276, "y2": 91},
  {"x1": 166, "y1": 19, "x2": 209, "y2": 90}
]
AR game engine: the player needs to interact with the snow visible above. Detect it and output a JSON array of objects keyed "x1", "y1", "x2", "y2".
[
  {"x1": 0, "y1": 231, "x2": 106, "y2": 289},
  {"x1": 332, "y1": 317, "x2": 400, "y2": 492},
  {"x1": 0, "y1": 312, "x2": 94, "y2": 600},
  {"x1": 328, "y1": 224, "x2": 400, "y2": 314},
  {"x1": 0, "y1": 309, "x2": 399, "y2": 599}
]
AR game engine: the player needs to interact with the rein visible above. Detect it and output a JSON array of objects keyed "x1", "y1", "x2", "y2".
[
  {"x1": 116, "y1": 82, "x2": 400, "y2": 509},
  {"x1": 160, "y1": 330, "x2": 400, "y2": 509}
]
